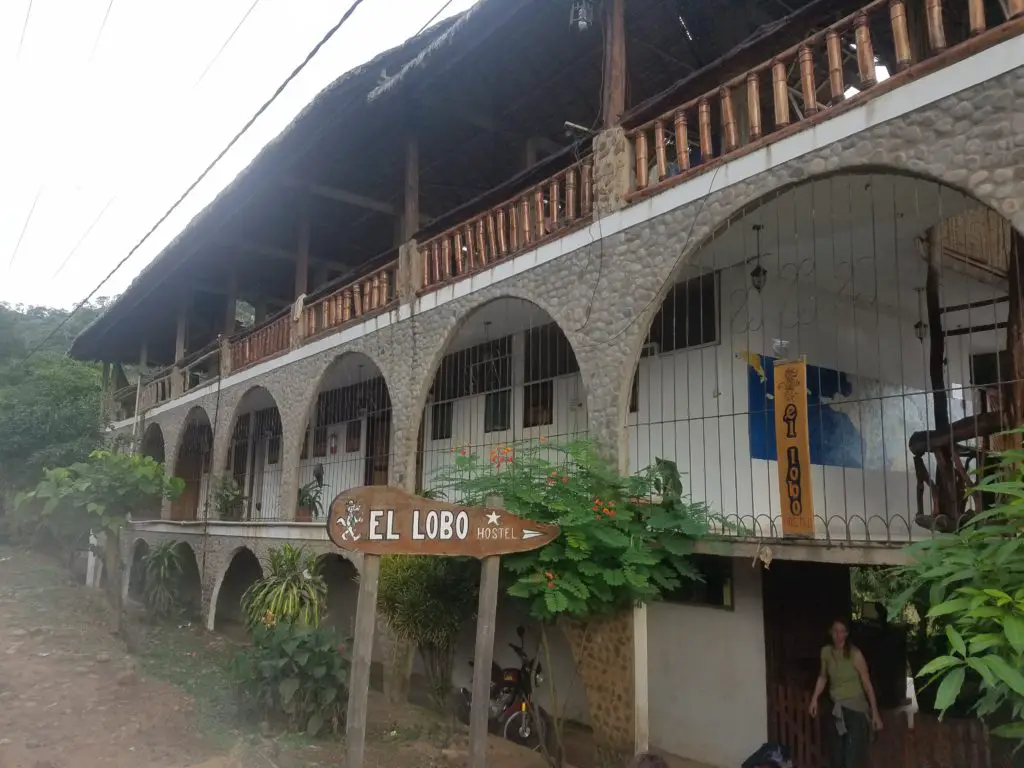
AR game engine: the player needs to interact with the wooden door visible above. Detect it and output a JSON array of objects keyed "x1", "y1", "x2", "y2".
[{"x1": 364, "y1": 412, "x2": 391, "y2": 486}]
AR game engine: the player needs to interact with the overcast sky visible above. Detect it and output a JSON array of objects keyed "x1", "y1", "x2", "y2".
[{"x1": 0, "y1": 0, "x2": 476, "y2": 309}]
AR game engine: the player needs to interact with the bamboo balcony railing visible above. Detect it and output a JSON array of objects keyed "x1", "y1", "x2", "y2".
[
  {"x1": 303, "y1": 260, "x2": 398, "y2": 339},
  {"x1": 229, "y1": 311, "x2": 291, "y2": 372},
  {"x1": 139, "y1": 368, "x2": 174, "y2": 413},
  {"x1": 627, "y1": 0, "x2": 1024, "y2": 199},
  {"x1": 418, "y1": 157, "x2": 594, "y2": 291}
]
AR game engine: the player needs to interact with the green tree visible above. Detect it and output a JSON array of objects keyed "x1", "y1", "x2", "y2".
[
  {"x1": 377, "y1": 555, "x2": 478, "y2": 712},
  {"x1": 432, "y1": 440, "x2": 707, "y2": 764},
  {"x1": 893, "y1": 445, "x2": 1024, "y2": 745},
  {"x1": 17, "y1": 451, "x2": 183, "y2": 635}
]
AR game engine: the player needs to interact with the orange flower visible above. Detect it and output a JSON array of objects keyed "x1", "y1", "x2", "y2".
[{"x1": 602, "y1": 508, "x2": 610, "y2": 515}]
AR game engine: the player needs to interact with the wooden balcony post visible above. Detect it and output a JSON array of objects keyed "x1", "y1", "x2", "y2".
[
  {"x1": 635, "y1": 130, "x2": 649, "y2": 189},
  {"x1": 565, "y1": 169, "x2": 578, "y2": 221},
  {"x1": 581, "y1": 160, "x2": 593, "y2": 215},
  {"x1": 353, "y1": 284, "x2": 363, "y2": 316},
  {"x1": 464, "y1": 225, "x2": 476, "y2": 270},
  {"x1": 926, "y1": 0, "x2": 946, "y2": 52},
  {"x1": 548, "y1": 178, "x2": 561, "y2": 227},
  {"x1": 698, "y1": 98, "x2": 713, "y2": 160},
  {"x1": 380, "y1": 270, "x2": 391, "y2": 305},
  {"x1": 497, "y1": 208, "x2": 509, "y2": 254},
  {"x1": 601, "y1": 0, "x2": 627, "y2": 128},
  {"x1": 966, "y1": 0, "x2": 985, "y2": 35},
  {"x1": 854, "y1": 13, "x2": 877, "y2": 88},
  {"x1": 798, "y1": 46, "x2": 818, "y2": 115},
  {"x1": 771, "y1": 59, "x2": 791, "y2": 127},
  {"x1": 422, "y1": 243, "x2": 433, "y2": 287},
  {"x1": 453, "y1": 230, "x2": 465, "y2": 274},
  {"x1": 520, "y1": 197, "x2": 532, "y2": 244},
  {"x1": 295, "y1": 207, "x2": 310, "y2": 299},
  {"x1": 342, "y1": 290, "x2": 353, "y2": 322},
  {"x1": 826, "y1": 30, "x2": 845, "y2": 103},
  {"x1": 508, "y1": 206, "x2": 519, "y2": 252},
  {"x1": 486, "y1": 214, "x2": 498, "y2": 257},
  {"x1": 746, "y1": 73, "x2": 762, "y2": 141},
  {"x1": 533, "y1": 189, "x2": 545, "y2": 239},
  {"x1": 890, "y1": 0, "x2": 914, "y2": 69},
  {"x1": 654, "y1": 120, "x2": 668, "y2": 180},
  {"x1": 673, "y1": 110, "x2": 690, "y2": 170},
  {"x1": 475, "y1": 219, "x2": 487, "y2": 264},
  {"x1": 404, "y1": 136, "x2": 419, "y2": 241},
  {"x1": 441, "y1": 238, "x2": 453, "y2": 279},
  {"x1": 720, "y1": 88, "x2": 739, "y2": 153}
]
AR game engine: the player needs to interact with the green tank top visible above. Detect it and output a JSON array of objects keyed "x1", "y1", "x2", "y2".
[{"x1": 821, "y1": 646, "x2": 866, "y2": 704}]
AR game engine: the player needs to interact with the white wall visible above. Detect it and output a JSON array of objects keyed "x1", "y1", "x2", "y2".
[
  {"x1": 420, "y1": 330, "x2": 588, "y2": 492},
  {"x1": 648, "y1": 560, "x2": 767, "y2": 767},
  {"x1": 627, "y1": 253, "x2": 998, "y2": 542}
]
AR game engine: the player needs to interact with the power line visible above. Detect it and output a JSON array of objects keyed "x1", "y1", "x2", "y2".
[
  {"x1": 87, "y1": 0, "x2": 116, "y2": 64},
  {"x1": 25, "y1": 0, "x2": 369, "y2": 359},
  {"x1": 16, "y1": 0, "x2": 34, "y2": 61},
  {"x1": 7, "y1": 187, "x2": 43, "y2": 270},
  {"x1": 192, "y1": 0, "x2": 264, "y2": 89},
  {"x1": 51, "y1": 197, "x2": 116, "y2": 279},
  {"x1": 417, "y1": 0, "x2": 456, "y2": 34}
]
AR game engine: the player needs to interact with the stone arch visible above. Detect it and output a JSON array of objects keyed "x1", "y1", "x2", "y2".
[
  {"x1": 222, "y1": 386, "x2": 285, "y2": 521},
  {"x1": 175, "y1": 541, "x2": 203, "y2": 620},
  {"x1": 293, "y1": 353, "x2": 395, "y2": 518},
  {"x1": 127, "y1": 538, "x2": 149, "y2": 603},
  {"x1": 170, "y1": 407, "x2": 213, "y2": 521},
  {"x1": 139, "y1": 423, "x2": 165, "y2": 464},
  {"x1": 209, "y1": 546, "x2": 263, "y2": 633},
  {"x1": 412, "y1": 296, "x2": 589, "y2": 495},
  {"x1": 621, "y1": 169, "x2": 1017, "y2": 542},
  {"x1": 318, "y1": 553, "x2": 359, "y2": 636}
]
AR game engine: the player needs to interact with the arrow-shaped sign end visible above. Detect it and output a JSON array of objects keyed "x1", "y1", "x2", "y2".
[{"x1": 522, "y1": 529, "x2": 543, "y2": 540}]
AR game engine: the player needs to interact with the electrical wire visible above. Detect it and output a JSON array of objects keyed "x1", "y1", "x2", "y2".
[
  {"x1": 51, "y1": 197, "x2": 116, "y2": 278},
  {"x1": 15, "y1": 0, "x2": 34, "y2": 61},
  {"x1": 87, "y1": 0, "x2": 116, "y2": 64},
  {"x1": 192, "y1": 0, "x2": 263, "y2": 89},
  {"x1": 6, "y1": 186, "x2": 43, "y2": 270},
  {"x1": 417, "y1": 0, "x2": 456, "y2": 35},
  {"x1": 23, "y1": 0, "x2": 370, "y2": 361}
]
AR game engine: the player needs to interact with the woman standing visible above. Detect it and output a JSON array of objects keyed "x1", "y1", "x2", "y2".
[{"x1": 808, "y1": 619, "x2": 884, "y2": 768}]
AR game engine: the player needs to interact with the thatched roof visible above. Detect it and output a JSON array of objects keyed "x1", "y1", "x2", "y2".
[{"x1": 73, "y1": 0, "x2": 852, "y2": 364}]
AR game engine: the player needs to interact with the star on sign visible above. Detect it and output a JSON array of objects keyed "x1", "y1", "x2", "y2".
[{"x1": 486, "y1": 511, "x2": 501, "y2": 526}]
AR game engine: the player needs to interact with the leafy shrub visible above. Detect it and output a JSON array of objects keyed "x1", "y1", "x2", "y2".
[
  {"x1": 894, "y1": 444, "x2": 1024, "y2": 743},
  {"x1": 378, "y1": 555, "x2": 478, "y2": 711},
  {"x1": 431, "y1": 439, "x2": 708, "y2": 621},
  {"x1": 212, "y1": 475, "x2": 245, "y2": 521},
  {"x1": 142, "y1": 541, "x2": 192, "y2": 619},
  {"x1": 241, "y1": 544, "x2": 327, "y2": 630},
  {"x1": 232, "y1": 619, "x2": 349, "y2": 736}
]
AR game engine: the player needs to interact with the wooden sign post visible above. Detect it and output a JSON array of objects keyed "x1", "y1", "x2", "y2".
[{"x1": 326, "y1": 486, "x2": 560, "y2": 768}]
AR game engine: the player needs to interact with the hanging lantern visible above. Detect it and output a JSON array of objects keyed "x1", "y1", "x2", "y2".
[
  {"x1": 570, "y1": 0, "x2": 595, "y2": 31},
  {"x1": 750, "y1": 224, "x2": 768, "y2": 293}
]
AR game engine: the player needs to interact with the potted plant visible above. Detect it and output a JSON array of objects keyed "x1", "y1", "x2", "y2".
[
  {"x1": 297, "y1": 479, "x2": 325, "y2": 523},
  {"x1": 212, "y1": 475, "x2": 246, "y2": 521}
]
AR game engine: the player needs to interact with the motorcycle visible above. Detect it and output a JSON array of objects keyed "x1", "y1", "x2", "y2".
[{"x1": 457, "y1": 625, "x2": 550, "y2": 750}]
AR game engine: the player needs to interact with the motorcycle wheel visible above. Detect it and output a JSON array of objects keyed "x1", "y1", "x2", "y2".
[{"x1": 501, "y1": 706, "x2": 549, "y2": 751}]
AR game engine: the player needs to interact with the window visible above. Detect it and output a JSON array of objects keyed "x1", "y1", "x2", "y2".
[
  {"x1": 432, "y1": 335, "x2": 513, "y2": 402},
  {"x1": 345, "y1": 420, "x2": 362, "y2": 453},
  {"x1": 431, "y1": 401, "x2": 453, "y2": 441},
  {"x1": 267, "y1": 435, "x2": 280, "y2": 465},
  {"x1": 484, "y1": 389, "x2": 511, "y2": 433},
  {"x1": 524, "y1": 381, "x2": 553, "y2": 428},
  {"x1": 525, "y1": 323, "x2": 579, "y2": 382},
  {"x1": 313, "y1": 426, "x2": 327, "y2": 458},
  {"x1": 629, "y1": 373, "x2": 639, "y2": 414},
  {"x1": 664, "y1": 555, "x2": 733, "y2": 609},
  {"x1": 646, "y1": 273, "x2": 718, "y2": 353}
]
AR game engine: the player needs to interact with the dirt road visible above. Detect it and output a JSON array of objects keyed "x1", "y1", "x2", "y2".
[{"x1": 0, "y1": 548, "x2": 546, "y2": 768}]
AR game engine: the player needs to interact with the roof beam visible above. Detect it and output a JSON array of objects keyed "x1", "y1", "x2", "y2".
[
  {"x1": 223, "y1": 240, "x2": 342, "y2": 269},
  {"x1": 285, "y1": 178, "x2": 433, "y2": 225}
]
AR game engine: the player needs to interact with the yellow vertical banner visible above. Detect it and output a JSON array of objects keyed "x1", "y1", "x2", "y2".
[{"x1": 773, "y1": 358, "x2": 815, "y2": 537}]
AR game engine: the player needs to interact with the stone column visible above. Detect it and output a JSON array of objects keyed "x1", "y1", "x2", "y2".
[{"x1": 592, "y1": 126, "x2": 633, "y2": 216}]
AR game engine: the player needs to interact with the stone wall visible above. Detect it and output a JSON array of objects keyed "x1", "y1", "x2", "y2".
[{"x1": 121, "y1": 66, "x2": 1024, "y2": 755}]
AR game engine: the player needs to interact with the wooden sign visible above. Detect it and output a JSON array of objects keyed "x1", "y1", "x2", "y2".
[
  {"x1": 326, "y1": 485, "x2": 560, "y2": 558},
  {"x1": 334, "y1": 487, "x2": 561, "y2": 768},
  {"x1": 773, "y1": 359, "x2": 815, "y2": 537}
]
